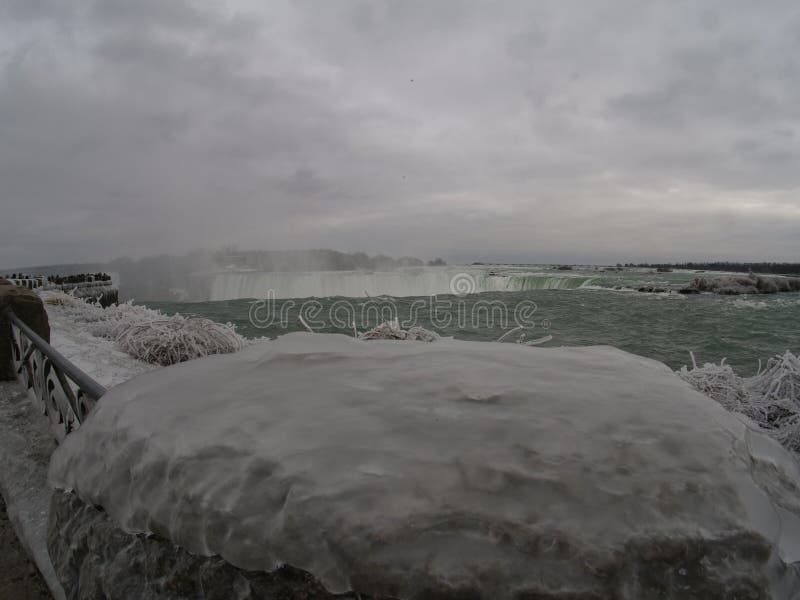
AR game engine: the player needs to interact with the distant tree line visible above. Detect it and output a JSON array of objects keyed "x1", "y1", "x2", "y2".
[
  {"x1": 49, "y1": 273, "x2": 112, "y2": 284},
  {"x1": 622, "y1": 262, "x2": 800, "y2": 275},
  {"x1": 213, "y1": 248, "x2": 446, "y2": 271}
]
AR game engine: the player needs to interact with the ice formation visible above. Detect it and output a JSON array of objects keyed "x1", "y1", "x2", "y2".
[
  {"x1": 43, "y1": 294, "x2": 155, "y2": 388},
  {"x1": 41, "y1": 291, "x2": 247, "y2": 366},
  {"x1": 115, "y1": 318, "x2": 246, "y2": 366},
  {"x1": 680, "y1": 351, "x2": 800, "y2": 455},
  {"x1": 49, "y1": 334, "x2": 800, "y2": 598},
  {"x1": 682, "y1": 274, "x2": 800, "y2": 295},
  {"x1": 357, "y1": 320, "x2": 439, "y2": 342}
]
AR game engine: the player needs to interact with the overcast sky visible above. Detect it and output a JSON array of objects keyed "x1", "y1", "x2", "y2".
[{"x1": 2, "y1": 0, "x2": 799, "y2": 268}]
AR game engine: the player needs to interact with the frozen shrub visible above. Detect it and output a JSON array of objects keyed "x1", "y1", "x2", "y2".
[
  {"x1": 678, "y1": 357, "x2": 747, "y2": 411},
  {"x1": 680, "y1": 351, "x2": 800, "y2": 455},
  {"x1": 358, "y1": 320, "x2": 439, "y2": 342},
  {"x1": 40, "y1": 290, "x2": 247, "y2": 366},
  {"x1": 115, "y1": 317, "x2": 246, "y2": 366}
]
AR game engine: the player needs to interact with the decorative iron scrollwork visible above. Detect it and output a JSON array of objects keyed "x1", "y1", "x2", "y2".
[{"x1": 6, "y1": 309, "x2": 106, "y2": 442}]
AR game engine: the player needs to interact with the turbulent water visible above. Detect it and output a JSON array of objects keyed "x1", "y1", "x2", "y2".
[{"x1": 146, "y1": 266, "x2": 800, "y2": 376}]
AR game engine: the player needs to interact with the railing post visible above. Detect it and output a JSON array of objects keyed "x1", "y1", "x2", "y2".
[{"x1": 1, "y1": 278, "x2": 50, "y2": 381}]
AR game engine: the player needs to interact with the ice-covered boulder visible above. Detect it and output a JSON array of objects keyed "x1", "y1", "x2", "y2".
[
  {"x1": 680, "y1": 274, "x2": 800, "y2": 295},
  {"x1": 48, "y1": 490, "x2": 362, "y2": 600},
  {"x1": 49, "y1": 334, "x2": 800, "y2": 598}
]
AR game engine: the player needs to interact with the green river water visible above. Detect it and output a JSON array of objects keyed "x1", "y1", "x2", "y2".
[{"x1": 145, "y1": 267, "x2": 800, "y2": 376}]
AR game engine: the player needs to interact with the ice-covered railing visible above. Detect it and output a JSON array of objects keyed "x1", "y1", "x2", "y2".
[
  {"x1": 679, "y1": 351, "x2": 800, "y2": 455},
  {"x1": 6, "y1": 277, "x2": 46, "y2": 290},
  {"x1": 5, "y1": 309, "x2": 106, "y2": 442}
]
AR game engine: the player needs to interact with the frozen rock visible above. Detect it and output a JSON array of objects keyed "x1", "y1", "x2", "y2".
[
  {"x1": 49, "y1": 334, "x2": 800, "y2": 598},
  {"x1": 680, "y1": 274, "x2": 800, "y2": 295},
  {"x1": 48, "y1": 490, "x2": 374, "y2": 600},
  {"x1": 0, "y1": 279, "x2": 50, "y2": 380}
]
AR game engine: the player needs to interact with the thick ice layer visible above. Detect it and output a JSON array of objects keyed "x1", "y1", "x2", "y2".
[{"x1": 49, "y1": 335, "x2": 800, "y2": 597}]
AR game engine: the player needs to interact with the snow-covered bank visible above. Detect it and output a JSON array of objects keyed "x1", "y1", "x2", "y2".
[
  {"x1": 42, "y1": 291, "x2": 247, "y2": 372},
  {"x1": 49, "y1": 334, "x2": 800, "y2": 598}
]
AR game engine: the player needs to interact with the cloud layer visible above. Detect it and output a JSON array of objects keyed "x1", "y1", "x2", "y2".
[{"x1": 2, "y1": 0, "x2": 799, "y2": 267}]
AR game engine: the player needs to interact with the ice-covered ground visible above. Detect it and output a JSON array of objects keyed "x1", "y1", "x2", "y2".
[
  {"x1": 0, "y1": 381, "x2": 65, "y2": 600},
  {"x1": 49, "y1": 333, "x2": 800, "y2": 598}
]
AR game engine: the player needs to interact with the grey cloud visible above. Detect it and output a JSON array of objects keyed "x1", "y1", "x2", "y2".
[
  {"x1": 0, "y1": 0, "x2": 76, "y2": 22},
  {"x1": 89, "y1": 0, "x2": 213, "y2": 30},
  {"x1": 1, "y1": 0, "x2": 799, "y2": 269},
  {"x1": 608, "y1": 41, "x2": 796, "y2": 127}
]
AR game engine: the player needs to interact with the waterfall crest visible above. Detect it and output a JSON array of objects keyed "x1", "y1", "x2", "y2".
[{"x1": 208, "y1": 268, "x2": 594, "y2": 300}]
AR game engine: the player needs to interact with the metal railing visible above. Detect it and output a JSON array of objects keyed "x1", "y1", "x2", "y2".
[{"x1": 6, "y1": 309, "x2": 106, "y2": 442}]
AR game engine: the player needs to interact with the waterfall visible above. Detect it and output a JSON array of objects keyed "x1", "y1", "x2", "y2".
[{"x1": 208, "y1": 268, "x2": 595, "y2": 300}]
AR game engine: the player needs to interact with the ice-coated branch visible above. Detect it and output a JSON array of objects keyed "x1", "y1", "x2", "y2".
[
  {"x1": 41, "y1": 290, "x2": 248, "y2": 366},
  {"x1": 679, "y1": 350, "x2": 800, "y2": 455}
]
